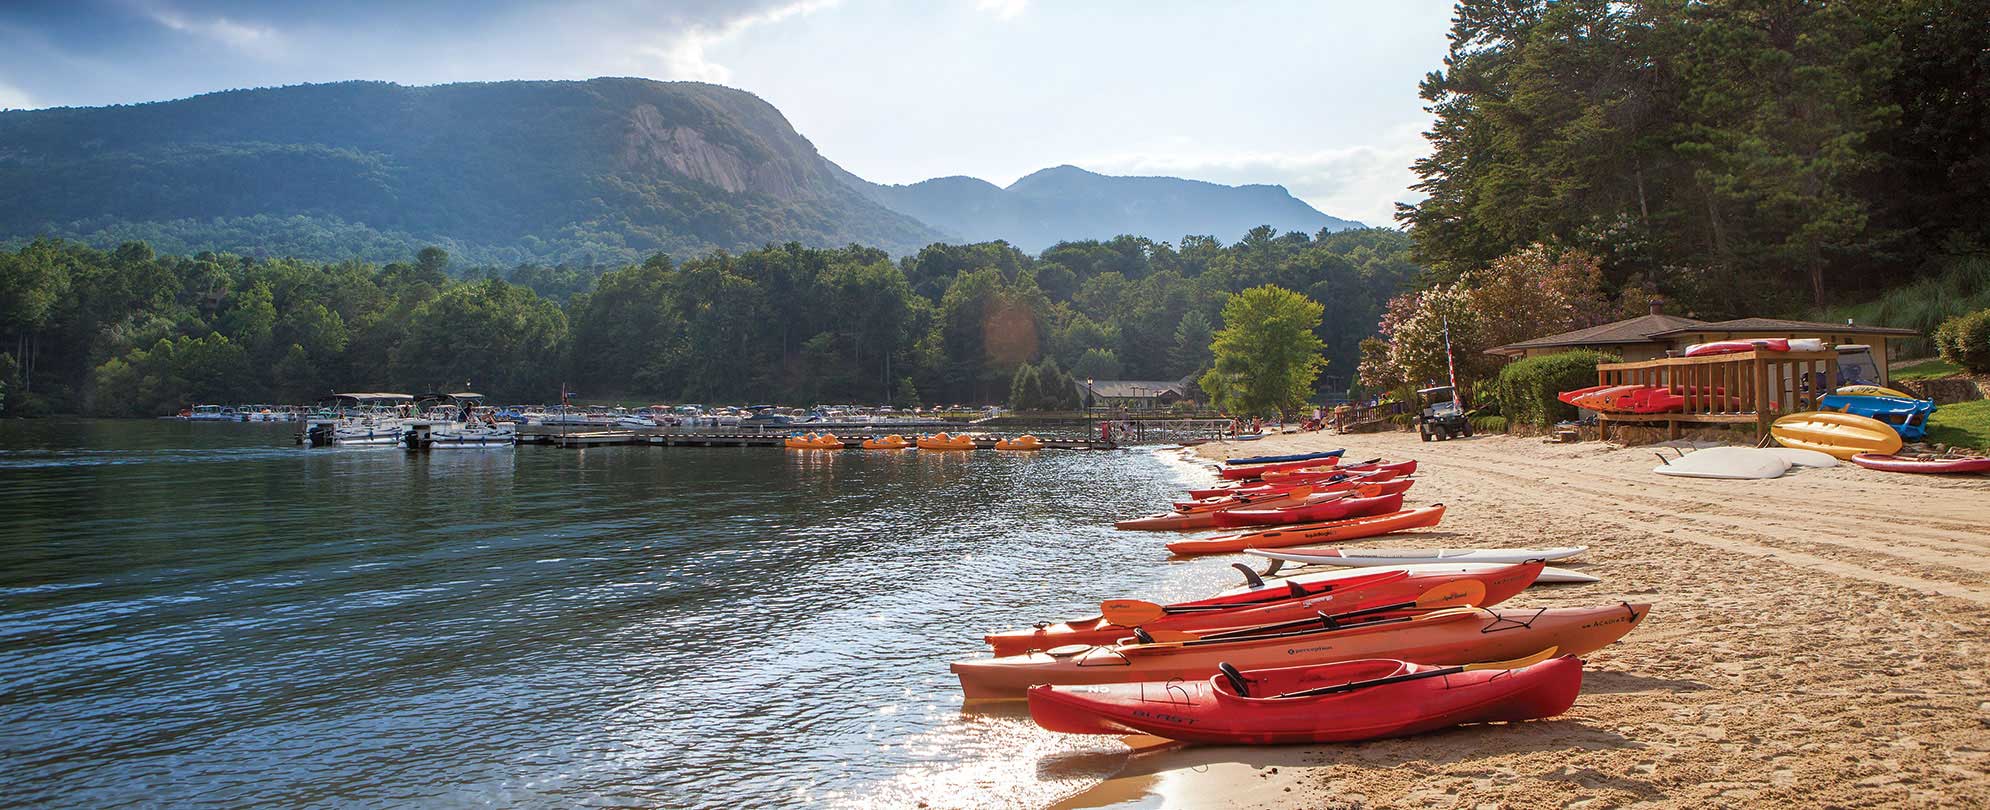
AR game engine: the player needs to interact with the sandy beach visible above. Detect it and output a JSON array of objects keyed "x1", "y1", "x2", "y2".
[{"x1": 1057, "y1": 429, "x2": 1990, "y2": 808}]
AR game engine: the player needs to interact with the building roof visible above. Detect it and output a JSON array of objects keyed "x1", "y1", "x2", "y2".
[
  {"x1": 1488, "y1": 313, "x2": 1707, "y2": 355},
  {"x1": 1644, "y1": 318, "x2": 1920, "y2": 337},
  {"x1": 1080, "y1": 379, "x2": 1191, "y2": 398}
]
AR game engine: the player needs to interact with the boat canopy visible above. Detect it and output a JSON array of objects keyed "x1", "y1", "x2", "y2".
[{"x1": 323, "y1": 392, "x2": 414, "y2": 405}]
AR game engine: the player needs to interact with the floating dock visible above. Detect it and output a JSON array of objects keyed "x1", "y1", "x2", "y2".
[{"x1": 516, "y1": 427, "x2": 1114, "y2": 450}]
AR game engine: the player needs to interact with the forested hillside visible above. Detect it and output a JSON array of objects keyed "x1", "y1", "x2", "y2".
[
  {"x1": 1364, "y1": 0, "x2": 1990, "y2": 396},
  {"x1": 0, "y1": 228, "x2": 1418, "y2": 416},
  {"x1": 846, "y1": 165, "x2": 1363, "y2": 253},
  {"x1": 0, "y1": 78, "x2": 950, "y2": 264}
]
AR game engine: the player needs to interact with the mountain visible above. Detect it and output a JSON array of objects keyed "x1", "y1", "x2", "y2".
[
  {"x1": 0, "y1": 78, "x2": 1365, "y2": 265},
  {"x1": 843, "y1": 164, "x2": 1364, "y2": 253},
  {"x1": 0, "y1": 78, "x2": 950, "y2": 264}
]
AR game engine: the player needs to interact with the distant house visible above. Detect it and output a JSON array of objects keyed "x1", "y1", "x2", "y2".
[
  {"x1": 1487, "y1": 302, "x2": 1919, "y2": 383},
  {"x1": 1076, "y1": 377, "x2": 1196, "y2": 410}
]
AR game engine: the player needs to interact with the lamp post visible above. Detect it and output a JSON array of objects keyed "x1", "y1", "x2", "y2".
[{"x1": 1085, "y1": 378, "x2": 1096, "y2": 413}]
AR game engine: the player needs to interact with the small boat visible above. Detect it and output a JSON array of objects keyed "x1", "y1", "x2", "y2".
[
  {"x1": 1224, "y1": 449, "x2": 1345, "y2": 466},
  {"x1": 949, "y1": 602, "x2": 1649, "y2": 700},
  {"x1": 1261, "y1": 459, "x2": 1416, "y2": 480},
  {"x1": 1835, "y1": 384, "x2": 1913, "y2": 399},
  {"x1": 405, "y1": 421, "x2": 516, "y2": 449},
  {"x1": 1167, "y1": 505, "x2": 1445, "y2": 555},
  {"x1": 1209, "y1": 490, "x2": 1408, "y2": 529},
  {"x1": 1849, "y1": 453, "x2": 1990, "y2": 475},
  {"x1": 1218, "y1": 456, "x2": 1342, "y2": 480},
  {"x1": 916, "y1": 432, "x2": 977, "y2": 451},
  {"x1": 982, "y1": 562, "x2": 1542, "y2": 657},
  {"x1": 1819, "y1": 394, "x2": 1934, "y2": 441},
  {"x1": 1771, "y1": 411, "x2": 1903, "y2": 460},
  {"x1": 1183, "y1": 468, "x2": 1396, "y2": 499},
  {"x1": 1027, "y1": 654, "x2": 1583, "y2": 745},
  {"x1": 860, "y1": 434, "x2": 912, "y2": 450},
  {"x1": 1248, "y1": 545, "x2": 1586, "y2": 567},
  {"x1": 1227, "y1": 562, "x2": 1599, "y2": 594},
  {"x1": 1117, "y1": 485, "x2": 1385, "y2": 532},
  {"x1": 186, "y1": 404, "x2": 241, "y2": 422},
  {"x1": 994, "y1": 434, "x2": 1044, "y2": 451}
]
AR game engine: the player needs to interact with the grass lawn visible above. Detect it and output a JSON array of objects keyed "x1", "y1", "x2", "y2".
[
  {"x1": 1893, "y1": 357, "x2": 1965, "y2": 381},
  {"x1": 1927, "y1": 399, "x2": 1990, "y2": 450}
]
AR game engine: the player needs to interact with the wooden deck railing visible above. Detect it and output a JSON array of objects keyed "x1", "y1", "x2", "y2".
[{"x1": 1592, "y1": 350, "x2": 1840, "y2": 440}]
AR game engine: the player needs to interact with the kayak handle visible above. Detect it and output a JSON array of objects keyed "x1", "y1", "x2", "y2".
[{"x1": 1218, "y1": 662, "x2": 1250, "y2": 697}]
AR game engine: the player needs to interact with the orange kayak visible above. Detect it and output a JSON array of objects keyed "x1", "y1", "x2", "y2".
[
  {"x1": 1183, "y1": 468, "x2": 1398, "y2": 500},
  {"x1": 1167, "y1": 504, "x2": 1446, "y2": 555},
  {"x1": 982, "y1": 561, "x2": 1544, "y2": 656},
  {"x1": 1117, "y1": 483, "x2": 1387, "y2": 531},
  {"x1": 1264, "y1": 459, "x2": 1416, "y2": 480},
  {"x1": 952, "y1": 602, "x2": 1649, "y2": 700}
]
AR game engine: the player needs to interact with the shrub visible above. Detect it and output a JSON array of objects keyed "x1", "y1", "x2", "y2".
[
  {"x1": 1936, "y1": 309, "x2": 1990, "y2": 373},
  {"x1": 1470, "y1": 415, "x2": 1508, "y2": 434},
  {"x1": 1495, "y1": 350, "x2": 1620, "y2": 428}
]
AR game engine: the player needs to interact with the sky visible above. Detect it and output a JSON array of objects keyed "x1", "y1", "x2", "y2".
[{"x1": 0, "y1": 0, "x2": 1458, "y2": 227}]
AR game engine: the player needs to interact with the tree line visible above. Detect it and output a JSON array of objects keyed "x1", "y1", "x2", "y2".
[
  {"x1": 0, "y1": 227, "x2": 1418, "y2": 417},
  {"x1": 1364, "y1": 0, "x2": 1990, "y2": 399},
  {"x1": 1402, "y1": 0, "x2": 1987, "y2": 312}
]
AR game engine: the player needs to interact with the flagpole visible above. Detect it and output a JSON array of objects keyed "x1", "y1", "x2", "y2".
[{"x1": 1442, "y1": 316, "x2": 1462, "y2": 410}]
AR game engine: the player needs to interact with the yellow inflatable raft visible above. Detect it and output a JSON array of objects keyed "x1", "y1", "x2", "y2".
[{"x1": 1771, "y1": 411, "x2": 1902, "y2": 460}]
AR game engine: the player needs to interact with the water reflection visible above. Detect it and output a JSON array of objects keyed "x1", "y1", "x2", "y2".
[{"x1": 0, "y1": 420, "x2": 1235, "y2": 808}]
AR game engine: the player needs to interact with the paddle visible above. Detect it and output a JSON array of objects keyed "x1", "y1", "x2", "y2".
[{"x1": 1263, "y1": 646, "x2": 1560, "y2": 699}]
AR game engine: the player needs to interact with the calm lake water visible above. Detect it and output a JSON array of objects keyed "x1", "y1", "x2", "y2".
[{"x1": 0, "y1": 420, "x2": 1235, "y2": 808}]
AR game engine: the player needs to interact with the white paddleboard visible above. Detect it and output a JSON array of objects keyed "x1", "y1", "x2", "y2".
[
  {"x1": 1653, "y1": 446, "x2": 1789, "y2": 479},
  {"x1": 1248, "y1": 546, "x2": 1588, "y2": 567},
  {"x1": 1217, "y1": 562, "x2": 1599, "y2": 598},
  {"x1": 1762, "y1": 447, "x2": 1838, "y2": 468}
]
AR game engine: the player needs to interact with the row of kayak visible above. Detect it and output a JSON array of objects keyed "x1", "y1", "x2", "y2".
[
  {"x1": 958, "y1": 555, "x2": 1644, "y2": 743},
  {"x1": 953, "y1": 444, "x2": 1642, "y2": 748}
]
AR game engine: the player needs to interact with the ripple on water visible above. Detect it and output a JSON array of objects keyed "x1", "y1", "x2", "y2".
[{"x1": 0, "y1": 421, "x2": 1240, "y2": 807}]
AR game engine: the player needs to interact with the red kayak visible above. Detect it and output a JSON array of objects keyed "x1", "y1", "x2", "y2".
[
  {"x1": 982, "y1": 562, "x2": 1543, "y2": 656},
  {"x1": 1185, "y1": 468, "x2": 1397, "y2": 500},
  {"x1": 1117, "y1": 483, "x2": 1390, "y2": 531},
  {"x1": 1850, "y1": 453, "x2": 1990, "y2": 474},
  {"x1": 1263, "y1": 459, "x2": 1416, "y2": 481},
  {"x1": 1028, "y1": 654, "x2": 1584, "y2": 745},
  {"x1": 1175, "y1": 472, "x2": 1402, "y2": 510},
  {"x1": 1212, "y1": 490, "x2": 1406, "y2": 528},
  {"x1": 1684, "y1": 338, "x2": 1787, "y2": 357},
  {"x1": 1218, "y1": 456, "x2": 1342, "y2": 480},
  {"x1": 1168, "y1": 505, "x2": 1445, "y2": 555}
]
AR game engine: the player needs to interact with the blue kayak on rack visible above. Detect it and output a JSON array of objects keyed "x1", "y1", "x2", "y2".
[
  {"x1": 1223, "y1": 448, "x2": 1344, "y2": 465},
  {"x1": 1819, "y1": 394, "x2": 1935, "y2": 441}
]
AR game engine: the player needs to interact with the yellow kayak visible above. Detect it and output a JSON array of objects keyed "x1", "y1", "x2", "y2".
[
  {"x1": 1771, "y1": 411, "x2": 1903, "y2": 460},
  {"x1": 1835, "y1": 384, "x2": 1913, "y2": 399}
]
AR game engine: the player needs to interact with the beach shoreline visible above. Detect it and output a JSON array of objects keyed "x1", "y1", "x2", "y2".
[{"x1": 1055, "y1": 428, "x2": 1990, "y2": 808}]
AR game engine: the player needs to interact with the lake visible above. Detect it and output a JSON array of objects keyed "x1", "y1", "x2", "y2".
[{"x1": 0, "y1": 419, "x2": 1235, "y2": 808}]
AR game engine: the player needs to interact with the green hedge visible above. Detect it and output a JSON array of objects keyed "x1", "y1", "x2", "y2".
[
  {"x1": 1935, "y1": 308, "x2": 1990, "y2": 374},
  {"x1": 1470, "y1": 415, "x2": 1508, "y2": 434},
  {"x1": 1496, "y1": 350, "x2": 1620, "y2": 428}
]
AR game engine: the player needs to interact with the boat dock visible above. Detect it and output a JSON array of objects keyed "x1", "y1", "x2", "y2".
[{"x1": 517, "y1": 427, "x2": 1116, "y2": 450}]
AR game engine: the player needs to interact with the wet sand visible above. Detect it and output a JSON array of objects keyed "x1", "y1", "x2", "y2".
[{"x1": 1059, "y1": 430, "x2": 1990, "y2": 808}]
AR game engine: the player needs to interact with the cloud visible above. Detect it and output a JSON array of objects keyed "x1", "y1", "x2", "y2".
[
  {"x1": 140, "y1": 2, "x2": 283, "y2": 56},
  {"x1": 973, "y1": 0, "x2": 1028, "y2": 20},
  {"x1": 1077, "y1": 127, "x2": 1432, "y2": 228},
  {"x1": 0, "y1": 80, "x2": 33, "y2": 110},
  {"x1": 634, "y1": 0, "x2": 838, "y2": 83}
]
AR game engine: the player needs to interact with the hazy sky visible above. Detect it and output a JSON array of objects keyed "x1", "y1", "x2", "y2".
[{"x1": 0, "y1": 0, "x2": 1457, "y2": 226}]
